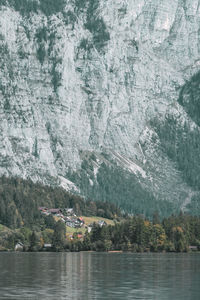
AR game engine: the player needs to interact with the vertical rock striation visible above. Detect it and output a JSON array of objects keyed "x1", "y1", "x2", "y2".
[{"x1": 0, "y1": 0, "x2": 200, "y2": 215}]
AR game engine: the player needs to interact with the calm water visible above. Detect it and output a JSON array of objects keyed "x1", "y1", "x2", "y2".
[{"x1": 0, "y1": 252, "x2": 199, "y2": 299}]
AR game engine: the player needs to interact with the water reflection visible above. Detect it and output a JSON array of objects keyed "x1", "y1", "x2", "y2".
[{"x1": 0, "y1": 252, "x2": 199, "y2": 299}]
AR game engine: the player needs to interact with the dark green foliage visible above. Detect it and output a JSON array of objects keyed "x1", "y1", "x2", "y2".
[
  {"x1": 85, "y1": 17, "x2": 110, "y2": 51},
  {"x1": 36, "y1": 44, "x2": 46, "y2": 65},
  {"x1": 39, "y1": 0, "x2": 66, "y2": 16},
  {"x1": 0, "y1": 42, "x2": 16, "y2": 98},
  {"x1": 0, "y1": 176, "x2": 121, "y2": 229},
  {"x1": 118, "y1": 6, "x2": 127, "y2": 18},
  {"x1": 35, "y1": 27, "x2": 48, "y2": 64},
  {"x1": 4, "y1": 99, "x2": 11, "y2": 110},
  {"x1": 69, "y1": 158, "x2": 176, "y2": 218},
  {"x1": 0, "y1": 0, "x2": 66, "y2": 17},
  {"x1": 44, "y1": 215, "x2": 56, "y2": 229},
  {"x1": 1, "y1": 205, "x2": 200, "y2": 252},
  {"x1": 59, "y1": 214, "x2": 200, "y2": 252},
  {"x1": 82, "y1": 213, "x2": 200, "y2": 252},
  {"x1": 74, "y1": 0, "x2": 88, "y2": 12},
  {"x1": 63, "y1": 10, "x2": 77, "y2": 26},
  {"x1": 178, "y1": 71, "x2": 200, "y2": 126},
  {"x1": 0, "y1": 0, "x2": 38, "y2": 15},
  {"x1": 151, "y1": 116, "x2": 200, "y2": 191},
  {"x1": 79, "y1": 38, "x2": 93, "y2": 51},
  {"x1": 0, "y1": 228, "x2": 25, "y2": 250},
  {"x1": 45, "y1": 121, "x2": 51, "y2": 134},
  {"x1": 36, "y1": 27, "x2": 48, "y2": 43},
  {"x1": 75, "y1": 0, "x2": 110, "y2": 52},
  {"x1": 32, "y1": 137, "x2": 39, "y2": 158},
  {"x1": 153, "y1": 211, "x2": 160, "y2": 225},
  {"x1": 90, "y1": 223, "x2": 102, "y2": 243},
  {"x1": 48, "y1": 32, "x2": 56, "y2": 56},
  {"x1": 51, "y1": 59, "x2": 62, "y2": 93},
  {"x1": 0, "y1": 43, "x2": 9, "y2": 57},
  {"x1": 52, "y1": 220, "x2": 66, "y2": 251},
  {"x1": 18, "y1": 47, "x2": 29, "y2": 59},
  {"x1": 29, "y1": 230, "x2": 38, "y2": 251},
  {"x1": 35, "y1": 26, "x2": 61, "y2": 89},
  {"x1": 186, "y1": 194, "x2": 200, "y2": 215}
]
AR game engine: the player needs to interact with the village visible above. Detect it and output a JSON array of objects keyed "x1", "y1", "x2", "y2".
[
  {"x1": 38, "y1": 207, "x2": 108, "y2": 234},
  {"x1": 12, "y1": 208, "x2": 110, "y2": 252}
]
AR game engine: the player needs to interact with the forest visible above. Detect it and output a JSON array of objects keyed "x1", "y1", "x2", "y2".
[
  {"x1": 151, "y1": 115, "x2": 200, "y2": 215},
  {"x1": 0, "y1": 176, "x2": 200, "y2": 253},
  {"x1": 81, "y1": 213, "x2": 200, "y2": 253},
  {"x1": 67, "y1": 157, "x2": 177, "y2": 218},
  {"x1": 0, "y1": 176, "x2": 122, "y2": 229},
  {"x1": 1, "y1": 212, "x2": 200, "y2": 253}
]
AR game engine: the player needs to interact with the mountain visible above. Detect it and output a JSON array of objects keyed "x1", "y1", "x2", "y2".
[{"x1": 0, "y1": 0, "x2": 200, "y2": 216}]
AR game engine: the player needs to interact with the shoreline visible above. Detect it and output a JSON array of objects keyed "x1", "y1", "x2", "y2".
[{"x1": 0, "y1": 250, "x2": 199, "y2": 254}]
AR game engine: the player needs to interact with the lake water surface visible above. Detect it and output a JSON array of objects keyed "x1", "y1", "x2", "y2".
[{"x1": 0, "y1": 252, "x2": 199, "y2": 299}]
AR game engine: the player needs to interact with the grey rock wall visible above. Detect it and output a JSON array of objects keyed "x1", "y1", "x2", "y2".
[{"x1": 0, "y1": 0, "x2": 199, "y2": 212}]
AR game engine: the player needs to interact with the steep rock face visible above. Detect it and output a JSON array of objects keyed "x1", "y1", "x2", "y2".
[{"x1": 0, "y1": 0, "x2": 200, "y2": 215}]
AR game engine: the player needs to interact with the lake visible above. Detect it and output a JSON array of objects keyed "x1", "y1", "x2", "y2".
[{"x1": 0, "y1": 252, "x2": 199, "y2": 299}]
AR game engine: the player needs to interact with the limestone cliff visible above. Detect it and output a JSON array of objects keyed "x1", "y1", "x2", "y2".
[{"x1": 0, "y1": 0, "x2": 200, "y2": 215}]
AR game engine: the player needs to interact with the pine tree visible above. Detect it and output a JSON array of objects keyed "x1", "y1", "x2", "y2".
[{"x1": 52, "y1": 221, "x2": 66, "y2": 251}]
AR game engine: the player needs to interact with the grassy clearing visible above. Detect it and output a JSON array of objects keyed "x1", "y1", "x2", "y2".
[
  {"x1": 0, "y1": 224, "x2": 9, "y2": 232},
  {"x1": 54, "y1": 215, "x2": 115, "y2": 239},
  {"x1": 80, "y1": 216, "x2": 115, "y2": 226},
  {"x1": 66, "y1": 226, "x2": 86, "y2": 235}
]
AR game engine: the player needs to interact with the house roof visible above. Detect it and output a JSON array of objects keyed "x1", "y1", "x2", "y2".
[
  {"x1": 48, "y1": 208, "x2": 61, "y2": 213},
  {"x1": 44, "y1": 244, "x2": 52, "y2": 247},
  {"x1": 38, "y1": 207, "x2": 47, "y2": 211},
  {"x1": 16, "y1": 242, "x2": 23, "y2": 246}
]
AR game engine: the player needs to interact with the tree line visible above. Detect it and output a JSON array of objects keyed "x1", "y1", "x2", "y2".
[
  {"x1": 2, "y1": 212, "x2": 200, "y2": 253},
  {"x1": 0, "y1": 176, "x2": 122, "y2": 229},
  {"x1": 69, "y1": 213, "x2": 200, "y2": 252}
]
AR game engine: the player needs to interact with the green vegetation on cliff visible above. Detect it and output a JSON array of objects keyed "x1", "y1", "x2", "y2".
[
  {"x1": 151, "y1": 115, "x2": 200, "y2": 215},
  {"x1": 178, "y1": 71, "x2": 200, "y2": 127},
  {"x1": 151, "y1": 116, "x2": 200, "y2": 191},
  {"x1": 67, "y1": 157, "x2": 177, "y2": 218},
  {"x1": 0, "y1": 0, "x2": 66, "y2": 16}
]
